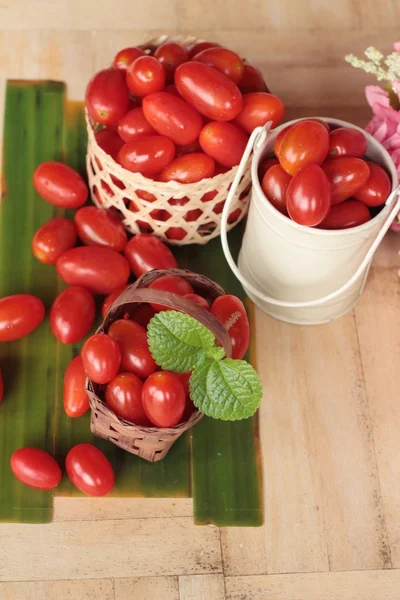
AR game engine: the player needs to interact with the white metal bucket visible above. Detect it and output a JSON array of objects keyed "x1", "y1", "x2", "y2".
[{"x1": 221, "y1": 118, "x2": 400, "y2": 325}]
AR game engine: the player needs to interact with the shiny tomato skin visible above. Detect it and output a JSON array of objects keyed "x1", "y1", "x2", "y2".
[
  {"x1": 118, "y1": 134, "x2": 175, "y2": 177},
  {"x1": 189, "y1": 41, "x2": 219, "y2": 58},
  {"x1": 175, "y1": 139, "x2": 202, "y2": 157},
  {"x1": 183, "y1": 293, "x2": 210, "y2": 310},
  {"x1": 319, "y1": 200, "x2": 371, "y2": 230},
  {"x1": 286, "y1": 164, "x2": 331, "y2": 226},
  {"x1": 273, "y1": 125, "x2": 291, "y2": 159},
  {"x1": 126, "y1": 56, "x2": 166, "y2": 97},
  {"x1": 279, "y1": 120, "x2": 330, "y2": 175},
  {"x1": 113, "y1": 46, "x2": 145, "y2": 70},
  {"x1": 175, "y1": 62, "x2": 243, "y2": 121},
  {"x1": 199, "y1": 121, "x2": 248, "y2": 167},
  {"x1": 178, "y1": 372, "x2": 191, "y2": 398},
  {"x1": 117, "y1": 107, "x2": 155, "y2": 142},
  {"x1": 10, "y1": 448, "x2": 62, "y2": 491},
  {"x1": 108, "y1": 319, "x2": 157, "y2": 379},
  {"x1": 124, "y1": 233, "x2": 177, "y2": 277},
  {"x1": 50, "y1": 286, "x2": 95, "y2": 344},
  {"x1": 154, "y1": 42, "x2": 189, "y2": 80},
  {"x1": 56, "y1": 247, "x2": 130, "y2": 295},
  {"x1": 85, "y1": 68, "x2": 129, "y2": 125},
  {"x1": 106, "y1": 372, "x2": 148, "y2": 424},
  {"x1": 63, "y1": 356, "x2": 90, "y2": 418},
  {"x1": 82, "y1": 333, "x2": 121, "y2": 384},
  {"x1": 142, "y1": 92, "x2": 203, "y2": 146},
  {"x1": 235, "y1": 92, "x2": 284, "y2": 133},
  {"x1": 0, "y1": 368, "x2": 3, "y2": 404},
  {"x1": 102, "y1": 285, "x2": 128, "y2": 319},
  {"x1": 329, "y1": 127, "x2": 367, "y2": 159},
  {"x1": 33, "y1": 161, "x2": 88, "y2": 208},
  {"x1": 142, "y1": 371, "x2": 186, "y2": 427},
  {"x1": 0, "y1": 294, "x2": 45, "y2": 342},
  {"x1": 258, "y1": 156, "x2": 279, "y2": 180},
  {"x1": 95, "y1": 128, "x2": 125, "y2": 161},
  {"x1": 32, "y1": 217, "x2": 77, "y2": 265},
  {"x1": 210, "y1": 295, "x2": 250, "y2": 360},
  {"x1": 261, "y1": 164, "x2": 291, "y2": 215},
  {"x1": 239, "y1": 64, "x2": 268, "y2": 94},
  {"x1": 65, "y1": 444, "x2": 115, "y2": 497},
  {"x1": 322, "y1": 158, "x2": 370, "y2": 205},
  {"x1": 193, "y1": 47, "x2": 245, "y2": 84},
  {"x1": 353, "y1": 161, "x2": 391, "y2": 207},
  {"x1": 158, "y1": 153, "x2": 215, "y2": 183},
  {"x1": 149, "y1": 275, "x2": 194, "y2": 312},
  {"x1": 74, "y1": 206, "x2": 128, "y2": 252}
]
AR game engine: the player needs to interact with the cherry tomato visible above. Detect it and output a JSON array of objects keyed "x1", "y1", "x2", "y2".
[
  {"x1": 63, "y1": 356, "x2": 90, "y2": 418},
  {"x1": 117, "y1": 107, "x2": 155, "y2": 142},
  {"x1": 32, "y1": 217, "x2": 76, "y2": 265},
  {"x1": 0, "y1": 368, "x2": 3, "y2": 404},
  {"x1": 175, "y1": 62, "x2": 243, "y2": 121},
  {"x1": 65, "y1": 444, "x2": 115, "y2": 497},
  {"x1": 329, "y1": 127, "x2": 367, "y2": 159},
  {"x1": 142, "y1": 92, "x2": 203, "y2": 145},
  {"x1": 258, "y1": 156, "x2": 279, "y2": 180},
  {"x1": 74, "y1": 206, "x2": 128, "y2": 252},
  {"x1": 273, "y1": 125, "x2": 291, "y2": 159},
  {"x1": 106, "y1": 372, "x2": 148, "y2": 424},
  {"x1": 158, "y1": 153, "x2": 215, "y2": 183},
  {"x1": 183, "y1": 293, "x2": 210, "y2": 310},
  {"x1": 50, "y1": 287, "x2": 95, "y2": 344},
  {"x1": 239, "y1": 64, "x2": 268, "y2": 94},
  {"x1": 235, "y1": 92, "x2": 284, "y2": 134},
  {"x1": 95, "y1": 128, "x2": 125, "y2": 161},
  {"x1": 319, "y1": 200, "x2": 371, "y2": 230},
  {"x1": 85, "y1": 68, "x2": 129, "y2": 125},
  {"x1": 0, "y1": 294, "x2": 45, "y2": 342},
  {"x1": 189, "y1": 41, "x2": 219, "y2": 58},
  {"x1": 178, "y1": 372, "x2": 191, "y2": 398},
  {"x1": 113, "y1": 46, "x2": 144, "y2": 70},
  {"x1": 118, "y1": 134, "x2": 175, "y2": 177},
  {"x1": 108, "y1": 319, "x2": 157, "y2": 379},
  {"x1": 82, "y1": 333, "x2": 121, "y2": 384},
  {"x1": 210, "y1": 295, "x2": 250, "y2": 360},
  {"x1": 286, "y1": 164, "x2": 331, "y2": 226},
  {"x1": 142, "y1": 371, "x2": 186, "y2": 427},
  {"x1": 57, "y1": 247, "x2": 130, "y2": 295},
  {"x1": 199, "y1": 121, "x2": 248, "y2": 167},
  {"x1": 33, "y1": 162, "x2": 88, "y2": 208},
  {"x1": 10, "y1": 448, "x2": 62, "y2": 491},
  {"x1": 133, "y1": 303, "x2": 157, "y2": 328},
  {"x1": 126, "y1": 56, "x2": 166, "y2": 97},
  {"x1": 154, "y1": 42, "x2": 189, "y2": 80},
  {"x1": 279, "y1": 120, "x2": 330, "y2": 175},
  {"x1": 148, "y1": 275, "x2": 194, "y2": 312},
  {"x1": 261, "y1": 164, "x2": 291, "y2": 215},
  {"x1": 124, "y1": 233, "x2": 177, "y2": 277},
  {"x1": 164, "y1": 83, "x2": 180, "y2": 96},
  {"x1": 102, "y1": 285, "x2": 128, "y2": 318},
  {"x1": 354, "y1": 161, "x2": 391, "y2": 207},
  {"x1": 193, "y1": 47, "x2": 244, "y2": 84},
  {"x1": 322, "y1": 158, "x2": 370, "y2": 205},
  {"x1": 175, "y1": 139, "x2": 202, "y2": 157}
]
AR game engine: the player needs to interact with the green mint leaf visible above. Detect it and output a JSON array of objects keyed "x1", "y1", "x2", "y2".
[
  {"x1": 206, "y1": 347, "x2": 225, "y2": 361},
  {"x1": 190, "y1": 358, "x2": 263, "y2": 421},
  {"x1": 147, "y1": 311, "x2": 215, "y2": 373}
]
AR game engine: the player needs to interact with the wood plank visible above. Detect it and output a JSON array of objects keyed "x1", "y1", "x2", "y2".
[
  {"x1": 0, "y1": 579, "x2": 114, "y2": 600},
  {"x1": 179, "y1": 575, "x2": 225, "y2": 600},
  {"x1": 114, "y1": 577, "x2": 179, "y2": 600}
]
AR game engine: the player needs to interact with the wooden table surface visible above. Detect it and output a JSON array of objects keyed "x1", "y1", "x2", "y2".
[{"x1": 1, "y1": 3, "x2": 400, "y2": 598}]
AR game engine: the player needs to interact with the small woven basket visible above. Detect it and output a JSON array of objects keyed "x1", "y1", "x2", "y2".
[
  {"x1": 86, "y1": 34, "x2": 252, "y2": 246},
  {"x1": 86, "y1": 268, "x2": 232, "y2": 462}
]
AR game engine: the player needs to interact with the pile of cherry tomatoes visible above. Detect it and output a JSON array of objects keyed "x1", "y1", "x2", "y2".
[{"x1": 259, "y1": 119, "x2": 391, "y2": 229}]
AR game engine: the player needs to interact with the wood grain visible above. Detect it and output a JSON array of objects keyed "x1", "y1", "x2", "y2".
[
  {"x1": 114, "y1": 577, "x2": 179, "y2": 600},
  {"x1": 179, "y1": 575, "x2": 226, "y2": 600},
  {"x1": 0, "y1": 580, "x2": 114, "y2": 600}
]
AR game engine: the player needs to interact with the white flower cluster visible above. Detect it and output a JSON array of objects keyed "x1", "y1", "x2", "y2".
[{"x1": 345, "y1": 46, "x2": 400, "y2": 83}]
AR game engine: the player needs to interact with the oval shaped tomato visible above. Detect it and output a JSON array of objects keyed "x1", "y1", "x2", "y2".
[
  {"x1": 0, "y1": 294, "x2": 45, "y2": 342},
  {"x1": 183, "y1": 293, "x2": 210, "y2": 310},
  {"x1": 106, "y1": 372, "x2": 148, "y2": 424},
  {"x1": 126, "y1": 56, "x2": 166, "y2": 97},
  {"x1": 258, "y1": 156, "x2": 279, "y2": 180},
  {"x1": 193, "y1": 47, "x2": 244, "y2": 84},
  {"x1": 33, "y1": 162, "x2": 88, "y2": 208},
  {"x1": 113, "y1": 46, "x2": 144, "y2": 70},
  {"x1": 319, "y1": 200, "x2": 371, "y2": 230},
  {"x1": 353, "y1": 161, "x2": 391, "y2": 207},
  {"x1": 322, "y1": 158, "x2": 370, "y2": 205},
  {"x1": 273, "y1": 125, "x2": 291, "y2": 159},
  {"x1": 148, "y1": 274, "x2": 194, "y2": 312},
  {"x1": 50, "y1": 287, "x2": 95, "y2": 344},
  {"x1": 10, "y1": 448, "x2": 62, "y2": 490},
  {"x1": 124, "y1": 233, "x2": 177, "y2": 277},
  {"x1": 102, "y1": 285, "x2": 128, "y2": 318},
  {"x1": 95, "y1": 128, "x2": 125, "y2": 161},
  {"x1": 0, "y1": 368, "x2": 3, "y2": 404},
  {"x1": 175, "y1": 62, "x2": 243, "y2": 121},
  {"x1": 261, "y1": 164, "x2": 291, "y2": 215},
  {"x1": 85, "y1": 68, "x2": 129, "y2": 125},
  {"x1": 154, "y1": 42, "x2": 189, "y2": 80},
  {"x1": 199, "y1": 121, "x2": 248, "y2": 167},
  {"x1": 235, "y1": 92, "x2": 284, "y2": 133},
  {"x1": 210, "y1": 295, "x2": 250, "y2": 360},
  {"x1": 329, "y1": 127, "x2": 367, "y2": 159},
  {"x1": 142, "y1": 92, "x2": 203, "y2": 146},
  {"x1": 118, "y1": 134, "x2": 175, "y2": 177},
  {"x1": 63, "y1": 355, "x2": 90, "y2": 418},
  {"x1": 82, "y1": 333, "x2": 121, "y2": 384},
  {"x1": 32, "y1": 217, "x2": 76, "y2": 265},
  {"x1": 74, "y1": 206, "x2": 127, "y2": 252},
  {"x1": 133, "y1": 303, "x2": 157, "y2": 328},
  {"x1": 286, "y1": 164, "x2": 331, "y2": 226},
  {"x1": 189, "y1": 40, "x2": 219, "y2": 58},
  {"x1": 279, "y1": 120, "x2": 330, "y2": 175},
  {"x1": 65, "y1": 444, "x2": 115, "y2": 496},
  {"x1": 142, "y1": 371, "x2": 186, "y2": 427},
  {"x1": 117, "y1": 107, "x2": 155, "y2": 142},
  {"x1": 239, "y1": 64, "x2": 268, "y2": 94},
  {"x1": 158, "y1": 153, "x2": 215, "y2": 183},
  {"x1": 108, "y1": 319, "x2": 157, "y2": 379}
]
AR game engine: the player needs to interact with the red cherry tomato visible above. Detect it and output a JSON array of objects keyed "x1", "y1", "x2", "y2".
[
  {"x1": 117, "y1": 107, "x2": 155, "y2": 142},
  {"x1": 353, "y1": 161, "x2": 391, "y2": 207},
  {"x1": 32, "y1": 217, "x2": 77, "y2": 265},
  {"x1": 65, "y1": 444, "x2": 115, "y2": 497},
  {"x1": 124, "y1": 233, "x2": 177, "y2": 277},
  {"x1": 239, "y1": 64, "x2": 268, "y2": 94},
  {"x1": 286, "y1": 164, "x2": 331, "y2": 226},
  {"x1": 175, "y1": 62, "x2": 243, "y2": 121},
  {"x1": 57, "y1": 247, "x2": 130, "y2": 295},
  {"x1": 210, "y1": 295, "x2": 250, "y2": 360},
  {"x1": 102, "y1": 285, "x2": 127, "y2": 318},
  {"x1": 33, "y1": 162, "x2": 88, "y2": 208},
  {"x1": 261, "y1": 164, "x2": 291, "y2": 215},
  {"x1": 74, "y1": 206, "x2": 128, "y2": 252},
  {"x1": 154, "y1": 42, "x2": 189, "y2": 80},
  {"x1": 63, "y1": 356, "x2": 90, "y2": 418},
  {"x1": 142, "y1": 92, "x2": 203, "y2": 146},
  {"x1": 178, "y1": 372, "x2": 191, "y2": 398},
  {"x1": 273, "y1": 125, "x2": 291, "y2": 159},
  {"x1": 133, "y1": 303, "x2": 157, "y2": 328},
  {"x1": 148, "y1": 275, "x2": 194, "y2": 312},
  {"x1": 158, "y1": 153, "x2": 215, "y2": 183},
  {"x1": 85, "y1": 68, "x2": 129, "y2": 125},
  {"x1": 199, "y1": 121, "x2": 248, "y2": 167},
  {"x1": 82, "y1": 333, "x2": 121, "y2": 384},
  {"x1": 106, "y1": 372, "x2": 148, "y2": 424},
  {"x1": 164, "y1": 83, "x2": 180, "y2": 96},
  {"x1": 142, "y1": 371, "x2": 186, "y2": 427},
  {"x1": 183, "y1": 293, "x2": 210, "y2": 310},
  {"x1": 258, "y1": 156, "x2": 279, "y2": 180},
  {"x1": 126, "y1": 56, "x2": 166, "y2": 97},
  {"x1": 0, "y1": 294, "x2": 45, "y2": 342},
  {"x1": 193, "y1": 47, "x2": 244, "y2": 84},
  {"x1": 108, "y1": 319, "x2": 157, "y2": 379},
  {"x1": 234, "y1": 92, "x2": 284, "y2": 133},
  {"x1": 0, "y1": 368, "x2": 3, "y2": 404},
  {"x1": 10, "y1": 448, "x2": 62, "y2": 491},
  {"x1": 118, "y1": 134, "x2": 175, "y2": 177},
  {"x1": 329, "y1": 127, "x2": 367, "y2": 159},
  {"x1": 175, "y1": 139, "x2": 202, "y2": 157},
  {"x1": 189, "y1": 41, "x2": 220, "y2": 58},
  {"x1": 279, "y1": 120, "x2": 330, "y2": 175},
  {"x1": 50, "y1": 287, "x2": 95, "y2": 344},
  {"x1": 319, "y1": 200, "x2": 371, "y2": 230},
  {"x1": 113, "y1": 46, "x2": 144, "y2": 70},
  {"x1": 322, "y1": 158, "x2": 370, "y2": 205},
  {"x1": 95, "y1": 129, "x2": 125, "y2": 161}
]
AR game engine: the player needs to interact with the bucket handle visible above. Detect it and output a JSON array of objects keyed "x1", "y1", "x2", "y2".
[{"x1": 221, "y1": 125, "x2": 400, "y2": 309}]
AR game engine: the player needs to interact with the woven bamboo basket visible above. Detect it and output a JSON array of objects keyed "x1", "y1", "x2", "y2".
[
  {"x1": 86, "y1": 268, "x2": 232, "y2": 462},
  {"x1": 86, "y1": 34, "x2": 253, "y2": 246}
]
